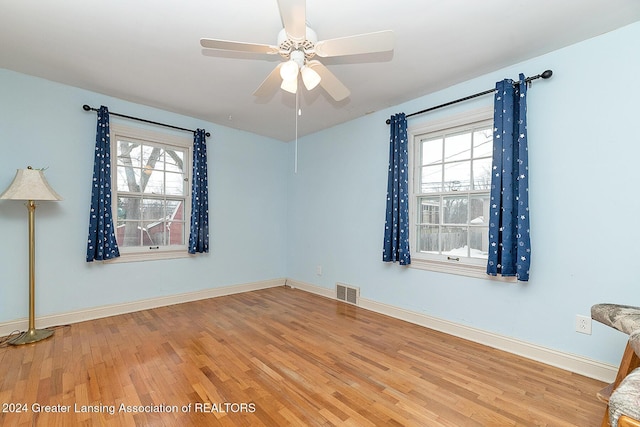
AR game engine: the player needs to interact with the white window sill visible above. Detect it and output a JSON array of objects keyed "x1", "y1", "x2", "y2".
[
  {"x1": 409, "y1": 257, "x2": 518, "y2": 283},
  {"x1": 105, "y1": 250, "x2": 195, "y2": 263}
]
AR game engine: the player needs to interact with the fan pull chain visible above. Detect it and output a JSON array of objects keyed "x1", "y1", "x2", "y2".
[{"x1": 294, "y1": 89, "x2": 299, "y2": 174}]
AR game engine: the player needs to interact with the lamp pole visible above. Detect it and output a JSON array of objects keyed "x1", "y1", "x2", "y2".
[{"x1": 9, "y1": 199, "x2": 54, "y2": 345}]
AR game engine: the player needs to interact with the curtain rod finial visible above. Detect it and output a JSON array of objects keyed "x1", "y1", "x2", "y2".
[
  {"x1": 541, "y1": 70, "x2": 553, "y2": 79},
  {"x1": 82, "y1": 104, "x2": 91, "y2": 111}
]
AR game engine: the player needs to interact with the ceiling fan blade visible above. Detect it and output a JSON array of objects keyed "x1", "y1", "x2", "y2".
[
  {"x1": 307, "y1": 60, "x2": 350, "y2": 101},
  {"x1": 200, "y1": 38, "x2": 279, "y2": 55},
  {"x1": 314, "y1": 30, "x2": 395, "y2": 57},
  {"x1": 277, "y1": 0, "x2": 306, "y2": 41},
  {"x1": 253, "y1": 64, "x2": 284, "y2": 97}
]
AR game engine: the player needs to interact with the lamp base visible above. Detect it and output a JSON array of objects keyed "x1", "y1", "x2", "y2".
[{"x1": 8, "y1": 328, "x2": 54, "y2": 346}]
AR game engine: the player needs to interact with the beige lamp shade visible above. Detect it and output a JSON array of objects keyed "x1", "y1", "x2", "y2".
[{"x1": 0, "y1": 167, "x2": 62, "y2": 201}]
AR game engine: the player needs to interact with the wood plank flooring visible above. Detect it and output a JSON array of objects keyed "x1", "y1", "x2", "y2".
[{"x1": 0, "y1": 286, "x2": 606, "y2": 426}]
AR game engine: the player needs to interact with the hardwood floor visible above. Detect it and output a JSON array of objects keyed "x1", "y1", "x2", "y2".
[{"x1": 0, "y1": 286, "x2": 606, "y2": 426}]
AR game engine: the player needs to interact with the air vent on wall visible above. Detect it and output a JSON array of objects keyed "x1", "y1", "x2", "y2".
[{"x1": 336, "y1": 283, "x2": 360, "y2": 305}]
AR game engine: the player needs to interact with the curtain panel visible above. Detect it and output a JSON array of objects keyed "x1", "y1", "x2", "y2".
[
  {"x1": 383, "y1": 113, "x2": 411, "y2": 265},
  {"x1": 86, "y1": 106, "x2": 120, "y2": 262},
  {"x1": 487, "y1": 74, "x2": 531, "y2": 281},
  {"x1": 188, "y1": 129, "x2": 209, "y2": 254}
]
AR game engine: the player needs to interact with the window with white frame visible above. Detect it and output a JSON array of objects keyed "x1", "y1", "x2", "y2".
[
  {"x1": 409, "y1": 107, "x2": 510, "y2": 279},
  {"x1": 110, "y1": 124, "x2": 192, "y2": 261}
]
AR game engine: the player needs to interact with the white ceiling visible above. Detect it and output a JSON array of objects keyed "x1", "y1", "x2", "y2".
[{"x1": 1, "y1": 0, "x2": 640, "y2": 142}]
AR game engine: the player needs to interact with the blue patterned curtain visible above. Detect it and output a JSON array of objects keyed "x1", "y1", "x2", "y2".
[
  {"x1": 188, "y1": 129, "x2": 209, "y2": 254},
  {"x1": 383, "y1": 113, "x2": 411, "y2": 265},
  {"x1": 86, "y1": 106, "x2": 120, "y2": 262},
  {"x1": 487, "y1": 74, "x2": 531, "y2": 281}
]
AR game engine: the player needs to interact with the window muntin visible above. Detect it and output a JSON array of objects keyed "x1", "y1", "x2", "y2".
[
  {"x1": 111, "y1": 125, "x2": 191, "y2": 259},
  {"x1": 412, "y1": 116, "x2": 493, "y2": 267}
]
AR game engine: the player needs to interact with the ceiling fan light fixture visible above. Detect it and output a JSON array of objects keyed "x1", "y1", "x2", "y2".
[
  {"x1": 301, "y1": 66, "x2": 321, "y2": 90},
  {"x1": 280, "y1": 59, "x2": 299, "y2": 81},
  {"x1": 201, "y1": 0, "x2": 394, "y2": 102},
  {"x1": 281, "y1": 76, "x2": 298, "y2": 94}
]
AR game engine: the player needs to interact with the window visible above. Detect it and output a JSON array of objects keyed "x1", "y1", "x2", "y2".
[
  {"x1": 409, "y1": 107, "x2": 512, "y2": 280},
  {"x1": 110, "y1": 124, "x2": 192, "y2": 262}
]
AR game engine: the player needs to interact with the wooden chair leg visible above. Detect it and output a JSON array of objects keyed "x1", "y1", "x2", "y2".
[
  {"x1": 619, "y1": 415, "x2": 640, "y2": 427},
  {"x1": 599, "y1": 342, "x2": 640, "y2": 426}
]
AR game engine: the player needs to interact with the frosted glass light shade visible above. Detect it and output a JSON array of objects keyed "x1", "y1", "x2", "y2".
[
  {"x1": 280, "y1": 60, "x2": 299, "y2": 81},
  {"x1": 281, "y1": 77, "x2": 298, "y2": 94},
  {"x1": 301, "y1": 66, "x2": 321, "y2": 90},
  {"x1": 0, "y1": 167, "x2": 62, "y2": 201}
]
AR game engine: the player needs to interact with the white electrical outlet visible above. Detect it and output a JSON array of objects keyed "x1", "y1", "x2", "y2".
[
  {"x1": 575, "y1": 315, "x2": 592, "y2": 335},
  {"x1": 316, "y1": 265, "x2": 322, "y2": 276}
]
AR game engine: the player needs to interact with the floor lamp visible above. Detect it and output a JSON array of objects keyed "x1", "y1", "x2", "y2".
[{"x1": 0, "y1": 166, "x2": 62, "y2": 345}]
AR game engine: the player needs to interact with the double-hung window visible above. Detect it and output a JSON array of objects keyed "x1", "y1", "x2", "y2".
[
  {"x1": 111, "y1": 124, "x2": 192, "y2": 261},
  {"x1": 409, "y1": 107, "x2": 509, "y2": 279}
]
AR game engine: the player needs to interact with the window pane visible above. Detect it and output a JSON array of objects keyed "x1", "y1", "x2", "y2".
[
  {"x1": 166, "y1": 200, "x2": 182, "y2": 219},
  {"x1": 421, "y1": 165, "x2": 442, "y2": 193},
  {"x1": 421, "y1": 137, "x2": 442, "y2": 165},
  {"x1": 118, "y1": 196, "x2": 141, "y2": 220},
  {"x1": 141, "y1": 198, "x2": 166, "y2": 222},
  {"x1": 417, "y1": 225, "x2": 439, "y2": 253},
  {"x1": 142, "y1": 201, "x2": 164, "y2": 244},
  {"x1": 167, "y1": 221, "x2": 186, "y2": 245},
  {"x1": 117, "y1": 141, "x2": 142, "y2": 168},
  {"x1": 419, "y1": 197, "x2": 439, "y2": 224},
  {"x1": 473, "y1": 128, "x2": 493, "y2": 158},
  {"x1": 116, "y1": 221, "x2": 142, "y2": 247},
  {"x1": 444, "y1": 132, "x2": 471, "y2": 162},
  {"x1": 142, "y1": 145, "x2": 164, "y2": 172},
  {"x1": 145, "y1": 221, "x2": 186, "y2": 246},
  {"x1": 165, "y1": 150, "x2": 185, "y2": 173},
  {"x1": 116, "y1": 196, "x2": 142, "y2": 246},
  {"x1": 443, "y1": 196, "x2": 468, "y2": 224},
  {"x1": 470, "y1": 194, "x2": 490, "y2": 226},
  {"x1": 165, "y1": 171, "x2": 185, "y2": 196},
  {"x1": 441, "y1": 226, "x2": 467, "y2": 256},
  {"x1": 469, "y1": 227, "x2": 489, "y2": 259},
  {"x1": 142, "y1": 169, "x2": 164, "y2": 194},
  {"x1": 117, "y1": 166, "x2": 141, "y2": 192},
  {"x1": 146, "y1": 222, "x2": 168, "y2": 246},
  {"x1": 472, "y1": 158, "x2": 493, "y2": 190},
  {"x1": 166, "y1": 199, "x2": 185, "y2": 246},
  {"x1": 443, "y1": 161, "x2": 471, "y2": 191}
]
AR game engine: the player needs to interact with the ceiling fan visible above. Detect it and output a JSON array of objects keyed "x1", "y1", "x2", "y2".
[{"x1": 200, "y1": 0, "x2": 394, "y2": 102}]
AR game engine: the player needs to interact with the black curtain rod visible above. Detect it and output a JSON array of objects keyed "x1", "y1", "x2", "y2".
[
  {"x1": 385, "y1": 69, "x2": 553, "y2": 124},
  {"x1": 82, "y1": 105, "x2": 211, "y2": 137}
]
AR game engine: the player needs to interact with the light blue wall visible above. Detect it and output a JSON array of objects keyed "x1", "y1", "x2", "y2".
[
  {"x1": 0, "y1": 69, "x2": 289, "y2": 322},
  {"x1": 286, "y1": 21, "x2": 640, "y2": 366}
]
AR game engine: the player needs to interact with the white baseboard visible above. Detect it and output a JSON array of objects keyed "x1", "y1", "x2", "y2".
[
  {"x1": 0, "y1": 278, "x2": 286, "y2": 338},
  {"x1": 286, "y1": 279, "x2": 617, "y2": 383},
  {"x1": 1, "y1": 276, "x2": 617, "y2": 383}
]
